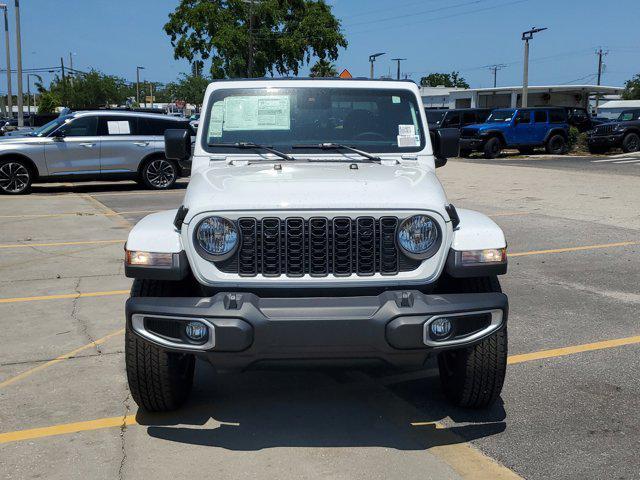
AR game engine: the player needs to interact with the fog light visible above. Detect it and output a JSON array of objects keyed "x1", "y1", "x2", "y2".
[
  {"x1": 185, "y1": 321, "x2": 208, "y2": 342},
  {"x1": 430, "y1": 317, "x2": 453, "y2": 340}
]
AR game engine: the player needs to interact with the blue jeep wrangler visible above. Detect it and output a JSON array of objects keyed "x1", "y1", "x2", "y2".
[{"x1": 459, "y1": 107, "x2": 570, "y2": 159}]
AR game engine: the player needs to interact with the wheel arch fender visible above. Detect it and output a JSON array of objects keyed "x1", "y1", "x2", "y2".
[
  {"x1": 482, "y1": 130, "x2": 506, "y2": 145},
  {"x1": 0, "y1": 152, "x2": 41, "y2": 179},
  {"x1": 126, "y1": 210, "x2": 183, "y2": 253},
  {"x1": 450, "y1": 208, "x2": 506, "y2": 251},
  {"x1": 544, "y1": 128, "x2": 569, "y2": 143},
  {"x1": 137, "y1": 151, "x2": 168, "y2": 176}
]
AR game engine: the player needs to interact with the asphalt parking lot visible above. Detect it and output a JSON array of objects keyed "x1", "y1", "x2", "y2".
[{"x1": 1, "y1": 155, "x2": 639, "y2": 480}]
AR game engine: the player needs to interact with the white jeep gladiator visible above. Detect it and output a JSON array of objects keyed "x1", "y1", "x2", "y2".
[{"x1": 124, "y1": 78, "x2": 508, "y2": 412}]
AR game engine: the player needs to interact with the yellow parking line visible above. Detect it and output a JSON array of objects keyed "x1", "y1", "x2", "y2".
[
  {"x1": 0, "y1": 290, "x2": 129, "y2": 304},
  {"x1": 0, "y1": 239, "x2": 125, "y2": 249},
  {"x1": 490, "y1": 211, "x2": 529, "y2": 217},
  {"x1": 507, "y1": 335, "x2": 640, "y2": 365},
  {"x1": 0, "y1": 209, "x2": 158, "y2": 219},
  {"x1": 0, "y1": 415, "x2": 137, "y2": 444},
  {"x1": 0, "y1": 328, "x2": 125, "y2": 389},
  {"x1": 510, "y1": 241, "x2": 640, "y2": 257}
]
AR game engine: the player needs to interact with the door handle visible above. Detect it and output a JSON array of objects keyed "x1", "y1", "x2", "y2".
[
  {"x1": 134, "y1": 142, "x2": 150, "y2": 147},
  {"x1": 79, "y1": 143, "x2": 96, "y2": 148}
]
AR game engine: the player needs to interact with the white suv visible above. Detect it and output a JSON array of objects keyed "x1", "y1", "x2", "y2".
[{"x1": 124, "y1": 78, "x2": 508, "y2": 411}]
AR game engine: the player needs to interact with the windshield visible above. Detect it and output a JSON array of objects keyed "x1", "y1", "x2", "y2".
[
  {"x1": 30, "y1": 115, "x2": 71, "y2": 137},
  {"x1": 425, "y1": 110, "x2": 446, "y2": 125},
  {"x1": 202, "y1": 86, "x2": 425, "y2": 154},
  {"x1": 617, "y1": 110, "x2": 640, "y2": 122},
  {"x1": 487, "y1": 109, "x2": 515, "y2": 123}
]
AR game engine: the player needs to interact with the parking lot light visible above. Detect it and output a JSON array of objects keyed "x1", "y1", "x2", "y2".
[{"x1": 521, "y1": 27, "x2": 547, "y2": 108}]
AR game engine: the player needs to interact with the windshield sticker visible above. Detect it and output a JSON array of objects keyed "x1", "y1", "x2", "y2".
[
  {"x1": 223, "y1": 95, "x2": 291, "y2": 131},
  {"x1": 107, "y1": 120, "x2": 130, "y2": 135},
  {"x1": 392, "y1": 96, "x2": 401, "y2": 104},
  {"x1": 208, "y1": 101, "x2": 225, "y2": 138},
  {"x1": 397, "y1": 134, "x2": 420, "y2": 148},
  {"x1": 398, "y1": 124, "x2": 415, "y2": 136}
]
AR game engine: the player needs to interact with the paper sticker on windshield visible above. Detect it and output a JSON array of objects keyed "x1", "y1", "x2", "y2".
[
  {"x1": 397, "y1": 135, "x2": 419, "y2": 148},
  {"x1": 398, "y1": 124, "x2": 415, "y2": 136},
  {"x1": 208, "y1": 101, "x2": 225, "y2": 138},
  {"x1": 223, "y1": 95, "x2": 290, "y2": 131},
  {"x1": 107, "y1": 121, "x2": 130, "y2": 135}
]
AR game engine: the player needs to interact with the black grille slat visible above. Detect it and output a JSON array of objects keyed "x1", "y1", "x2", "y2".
[{"x1": 217, "y1": 216, "x2": 422, "y2": 277}]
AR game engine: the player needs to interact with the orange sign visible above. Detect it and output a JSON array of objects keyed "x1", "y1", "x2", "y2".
[{"x1": 339, "y1": 69, "x2": 352, "y2": 79}]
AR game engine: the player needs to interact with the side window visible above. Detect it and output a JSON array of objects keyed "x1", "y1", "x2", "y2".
[
  {"x1": 137, "y1": 118, "x2": 178, "y2": 136},
  {"x1": 59, "y1": 116, "x2": 98, "y2": 137},
  {"x1": 444, "y1": 112, "x2": 460, "y2": 127},
  {"x1": 549, "y1": 110, "x2": 566, "y2": 124},
  {"x1": 462, "y1": 112, "x2": 476, "y2": 125},
  {"x1": 534, "y1": 111, "x2": 548, "y2": 123},
  {"x1": 516, "y1": 110, "x2": 531, "y2": 124},
  {"x1": 98, "y1": 116, "x2": 137, "y2": 136},
  {"x1": 477, "y1": 111, "x2": 491, "y2": 123}
]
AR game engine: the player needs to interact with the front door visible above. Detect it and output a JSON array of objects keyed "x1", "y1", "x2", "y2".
[
  {"x1": 98, "y1": 116, "x2": 155, "y2": 173},
  {"x1": 44, "y1": 115, "x2": 100, "y2": 175},
  {"x1": 511, "y1": 110, "x2": 533, "y2": 144}
]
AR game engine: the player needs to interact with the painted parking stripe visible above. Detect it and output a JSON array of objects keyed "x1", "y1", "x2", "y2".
[
  {"x1": 613, "y1": 159, "x2": 640, "y2": 164},
  {"x1": 510, "y1": 241, "x2": 639, "y2": 257},
  {"x1": 0, "y1": 209, "x2": 158, "y2": 219},
  {"x1": 0, "y1": 290, "x2": 129, "y2": 304},
  {"x1": 591, "y1": 158, "x2": 634, "y2": 163}
]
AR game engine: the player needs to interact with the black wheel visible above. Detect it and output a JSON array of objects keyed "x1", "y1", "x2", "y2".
[
  {"x1": 483, "y1": 137, "x2": 502, "y2": 159},
  {"x1": 459, "y1": 149, "x2": 472, "y2": 158},
  {"x1": 125, "y1": 279, "x2": 195, "y2": 412},
  {"x1": 518, "y1": 146, "x2": 534, "y2": 155},
  {"x1": 588, "y1": 145, "x2": 609, "y2": 155},
  {"x1": 437, "y1": 276, "x2": 507, "y2": 409},
  {"x1": 141, "y1": 157, "x2": 178, "y2": 190},
  {"x1": 0, "y1": 159, "x2": 33, "y2": 194},
  {"x1": 622, "y1": 132, "x2": 640, "y2": 153},
  {"x1": 545, "y1": 134, "x2": 567, "y2": 155}
]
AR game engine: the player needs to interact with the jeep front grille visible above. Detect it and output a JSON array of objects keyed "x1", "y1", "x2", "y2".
[
  {"x1": 216, "y1": 216, "x2": 420, "y2": 277},
  {"x1": 595, "y1": 124, "x2": 615, "y2": 135}
]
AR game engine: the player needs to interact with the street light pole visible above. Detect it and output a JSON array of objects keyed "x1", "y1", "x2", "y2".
[
  {"x1": 0, "y1": 4, "x2": 11, "y2": 118},
  {"x1": 14, "y1": 0, "x2": 23, "y2": 126},
  {"x1": 136, "y1": 66, "x2": 144, "y2": 105},
  {"x1": 521, "y1": 27, "x2": 546, "y2": 108},
  {"x1": 369, "y1": 52, "x2": 385, "y2": 79},
  {"x1": 391, "y1": 58, "x2": 406, "y2": 80}
]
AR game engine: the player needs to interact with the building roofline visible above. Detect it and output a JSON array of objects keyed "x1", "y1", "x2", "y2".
[{"x1": 459, "y1": 85, "x2": 623, "y2": 94}]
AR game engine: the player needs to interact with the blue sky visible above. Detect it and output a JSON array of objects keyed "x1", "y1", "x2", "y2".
[{"x1": 6, "y1": 0, "x2": 640, "y2": 91}]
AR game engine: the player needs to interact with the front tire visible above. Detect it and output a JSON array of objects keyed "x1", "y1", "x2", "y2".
[
  {"x1": 437, "y1": 276, "x2": 507, "y2": 409},
  {"x1": 545, "y1": 134, "x2": 567, "y2": 155},
  {"x1": 483, "y1": 137, "x2": 502, "y2": 159},
  {"x1": 622, "y1": 132, "x2": 640, "y2": 153},
  {"x1": 125, "y1": 279, "x2": 195, "y2": 412},
  {"x1": 0, "y1": 159, "x2": 33, "y2": 195},
  {"x1": 141, "y1": 157, "x2": 178, "y2": 190}
]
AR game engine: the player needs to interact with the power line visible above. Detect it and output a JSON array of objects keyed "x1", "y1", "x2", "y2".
[{"x1": 487, "y1": 64, "x2": 507, "y2": 87}]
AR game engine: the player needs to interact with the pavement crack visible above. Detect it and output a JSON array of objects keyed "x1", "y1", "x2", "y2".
[
  {"x1": 70, "y1": 277, "x2": 100, "y2": 354},
  {"x1": 118, "y1": 394, "x2": 131, "y2": 480}
]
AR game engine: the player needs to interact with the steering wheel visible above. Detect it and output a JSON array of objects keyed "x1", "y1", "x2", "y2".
[{"x1": 353, "y1": 131, "x2": 385, "y2": 141}]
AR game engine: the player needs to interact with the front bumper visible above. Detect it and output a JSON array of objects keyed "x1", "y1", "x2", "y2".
[
  {"x1": 588, "y1": 133, "x2": 624, "y2": 147},
  {"x1": 459, "y1": 137, "x2": 485, "y2": 151},
  {"x1": 126, "y1": 290, "x2": 508, "y2": 371}
]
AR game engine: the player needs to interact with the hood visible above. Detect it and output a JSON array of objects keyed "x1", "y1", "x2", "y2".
[
  {"x1": 0, "y1": 135, "x2": 42, "y2": 144},
  {"x1": 183, "y1": 161, "x2": 447, "y2": 219}
]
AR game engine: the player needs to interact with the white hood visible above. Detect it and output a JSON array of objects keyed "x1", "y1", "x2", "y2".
[{"x1": 182, "y1": 161, "x2": 448, "y2": 221}]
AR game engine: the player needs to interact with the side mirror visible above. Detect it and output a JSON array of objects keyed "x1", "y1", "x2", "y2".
[
  {"x1": 432, "y1": 128, "x2": 459, "y2": 168},
  {"x1": 165, "y1": 129, "x2": 192, "y2": 162},
  {"x1": 513, "y1": 117, "x2": 520, "y2": 125},
  {"x1": 51, "y1": 129, "x2": 65, "y2": 140}
]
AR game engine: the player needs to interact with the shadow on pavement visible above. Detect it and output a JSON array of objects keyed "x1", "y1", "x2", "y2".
[
  {"x1": 136, "y1": 360, "x2": 506, "y2": 451},
  {"x1": 30, "y1": 181, "x2": 188, "y2": 195}
]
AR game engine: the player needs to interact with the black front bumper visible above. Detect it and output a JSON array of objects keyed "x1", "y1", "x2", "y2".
[
  {"x1": 459, "y1": 137, "x2": 485, "y2": 151},
  {"x1": 588, "y1": 134, "x2": 624, "y2": 147},
  {"x1": 127, "y1": 290, "x2": 508, "y2": 371}
]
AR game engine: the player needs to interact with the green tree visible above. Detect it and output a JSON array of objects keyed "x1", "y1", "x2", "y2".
[
  {"x1": 622, "y1": 74, "x2": 640, "y2": 100},
  {"x1": 37, "y1": 91, "x2": 60, "y2": 114},
  {"x1": 164, "y1": 0, "x2": 347, "y2": 78},
  {"x1": 47, "y1": 70, "x2": 131, "y2": 109},
  {"x1": 166, "y1": 73, "x2": 211, "y2": 106},
  {"x1": 420, "y1": 71, "x2": 469, "y2": 89},
  {"x1": 309, "y1": 59, "x2": 337, "y2": 77}
]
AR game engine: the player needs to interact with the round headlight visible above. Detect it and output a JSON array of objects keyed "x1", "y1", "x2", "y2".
[
  {"x1": 194, "y1": 216, "x2": 238, "y2": 261},
  {"x1": 397, "y1": 215, "x2": 441, "y2": 260}
]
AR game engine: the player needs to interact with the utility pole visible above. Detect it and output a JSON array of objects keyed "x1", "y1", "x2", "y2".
[
  {"x1": 149, "y1": 82, "x2": 153, "y2": 109},
  {"x1": 68, "y1": 52, "x2": 75, "y2": 85},
  {"x1": 521, "y1": 27, "x2": 547, "y2": 108},
  {"x1": 0, "y1": 4, "x2": 11, "y2": 118},
  {"x1": 60, "y1": 57, "x2": 65, "y2": 106},
  {"x1": 369, "y1": 52, "x2": 385, "y2": 79},
  {"x1": 594, "y1": 48, "x2": 608, "y2": 115},
  {"x1": 391, "y1": 58, "x2": 406, "y2": 80},
  {"x1": 14, "y1": 0, "x2": 23, "y2": 126},
  {"x1": 488, "y1": 64, "x2": 506, "y2": 88},
  {"x1": 241, "y1": 0, "x2": 260, "y2": 77},
  {"x1": 136, "y1": 65, "x2": 144, "y2": 105}
]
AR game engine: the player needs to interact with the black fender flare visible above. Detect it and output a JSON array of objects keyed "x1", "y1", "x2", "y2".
[
  {"x1": 481, "y1": 130, "x2": 507, "y2": 146},
  {"x1": 544, "y1": 128, "x2": 569, "y2": 144}
]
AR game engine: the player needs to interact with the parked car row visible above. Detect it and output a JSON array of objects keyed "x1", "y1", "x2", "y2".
[
  {"x1": 587, "y1": 109, "x2": 640, "y2": 154},
  {"x1": 0, "y1": 111, "x2": 195, "y2": 194}
]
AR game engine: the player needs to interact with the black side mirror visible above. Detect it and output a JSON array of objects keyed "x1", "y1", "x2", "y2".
[
  {"x1": 432, "y1": 128, "x2": 459, "y2": 168},
  {"x1": 51, "y1": 129, "x2": 65, "y2": 140},
  {"x1": 165, "y1": 129, "x2": 192, "y2": 162}
]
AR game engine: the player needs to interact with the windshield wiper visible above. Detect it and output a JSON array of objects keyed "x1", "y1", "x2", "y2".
[
  {"x1": 292, "y1": 143, "x2": 381, "y2": 163},
  {"x1": 208, "y1": 142, "x2": 295, "y2": 161}
]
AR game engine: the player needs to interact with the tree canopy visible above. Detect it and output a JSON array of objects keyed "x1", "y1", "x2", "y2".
[
  {"x1": 622, "y1": 74, "x2": 640, "y2": 100},
  {"x1": 309, "y1": 59, "x2": 337, "y2": 77},
  {"x1": 166, "y1": 73, "x2": 211, "y2": 106},
  {"x1": 164, "y1": 0, "x2": 347, "y2": 78},
  {"x1": 45, "y1": 70, "x2": 132, "y2": 110},
  {"x1": 420, "y1": 71, "x2": 469, "y2": 89}
]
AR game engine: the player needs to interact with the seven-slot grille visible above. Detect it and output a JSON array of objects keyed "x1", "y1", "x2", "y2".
[
  {"x1": 594, "y1": 124, "x2": 615, "y2": 135},
  {"x1": 216, "y1": 216, "x2": 421, "y2": 277}
]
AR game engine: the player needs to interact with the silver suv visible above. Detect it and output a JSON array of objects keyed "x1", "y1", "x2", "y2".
[{"x1": 0, "y1": 111, "x2": 194, "y2": 194}]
